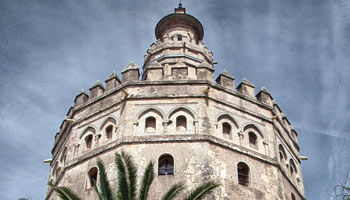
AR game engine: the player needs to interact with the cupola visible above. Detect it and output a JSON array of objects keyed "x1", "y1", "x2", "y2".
[{"x1": 143, "y1": 3, "x2": 214, "y2": 81}]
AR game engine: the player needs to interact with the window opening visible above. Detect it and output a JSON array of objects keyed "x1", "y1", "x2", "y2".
[
  {"x1": 248, "y1": 132, "x2": 257, "y2": 148},
  {"x1": 85, "y1": 135, "x2": 93, "y2": 149},
  {"x1": 176, "y1": 115, "x2": 187, "y2": 132},
  {"x1": 291, "y1": 193, "x2": 296, "y2": 200},
  {"x1": 290, "y1": 159, "x2": 297, "y2": 176},
  {"x1": 222, "y1": 122, "x2": 231, "y2": 139},
  {"x1": 158, "y1": 154, "x2": 174, "y2": 175},
  {"x1": 237, "y1": 162, "x2": 249, "y2": 186},
  {"x1": 88, "y1": 167, "x2": 98, "y2": 188},
  {"x1": 106, "y1": 125, "x2": 113, "y2": 139},
  {"x1": 145, "y1": 117, "x2": 156, "y2": 133},
  {"x1": 279, "y1": 145, "x2": 287, "y2": 163}
]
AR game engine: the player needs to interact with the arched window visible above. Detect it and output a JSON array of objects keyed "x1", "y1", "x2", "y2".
[
  {"x1": 289, "y1": 159, "x2": 297, "y2": 176},
  {"x1": 87, "y1": 167, "x2": 98, "y2": 189},
  {"x1": 237, "y1": 162, "x2": 250, "y2": 186},
  {"x1": 61, "y1": 154, "x2": 67, "y2": 167},
  {"x1": 158, "y1": 154, "x2": 174, "y2": 176},
  {"x1": 52, "y1": 161, "x2": 58, "y2": 177},
  {"x1": 291, "y1": 193, "x2": 296, "y2": 200},
  {"x1": 56, "y1": 167, "x2": 61, "y2": 178},
  {"x1": 176, "y1": 115, "x2": 187, "y2": 132},
  {"x1": 145, "y1": 117, "x2": 156, "y2": 133},
  {"x1": 248, "y1": 132, "x2": 257, "y2": 148},
  {"x1": 222, "y1": 122, "x2": 231, "y2": 139},
  {"x1": 106, "y1": 125, "x2": 113, "y2": 139},
  {"x1": 278, "y1": 144, "x2": 287, "y2": 163},
  {"x1": 60, "y1": 147, "x2": 67, "y2": 167},
  {"x1": 85, "y1": 135, "x2": 93, "y2": 149}
]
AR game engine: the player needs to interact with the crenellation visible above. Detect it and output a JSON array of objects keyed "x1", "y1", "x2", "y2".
[
  {"x1": 54, "y1": 131, "x2": 59, "y2": 143},
  {"x1": 121, "y1": 62, "x2": 140, "y2": 83},
  {"x1": 272, "y1": 101, "x2": 283, "y2": 120},
  {"x1": 89, "y1": 81, "x2": 105, "y2": 99},
  {"x1": 105, "y1": 72, "x2": 121, "y2": 91},
  {"x1": 237, "y1": 78, "x2": 255, "y2": 98},
  {"x1": 291, "y1": 128, "x2": 299, "y2": 143},
  {"x1": 256, "y1": 87, "x2": 273, "y2": 106},
  {"x1": 281, "y1": 113, "x2": 293, "y2": 137},
  {"x1": 216, "y1": 69, "x2": 235, "y2": 90},
  {"x1": 74, "y1": 89, "x2": 89, "y2": 106}
]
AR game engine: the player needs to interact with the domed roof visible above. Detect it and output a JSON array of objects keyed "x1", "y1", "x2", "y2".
[{"x1": 155, "y1": 4, "x2": 204, "y2": 41}]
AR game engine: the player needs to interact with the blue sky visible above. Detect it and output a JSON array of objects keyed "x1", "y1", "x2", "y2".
[{"x1": 0, "y1": 0, "x2": 350, "y2": 199}]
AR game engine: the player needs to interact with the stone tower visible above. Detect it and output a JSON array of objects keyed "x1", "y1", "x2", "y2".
[{"x1": 47, "y1": 4, "x2": 306, "y2": 200}]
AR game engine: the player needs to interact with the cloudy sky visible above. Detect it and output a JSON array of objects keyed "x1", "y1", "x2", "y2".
[{"x1": 1, "y1": 0, "x2": 350, "y2": 199}]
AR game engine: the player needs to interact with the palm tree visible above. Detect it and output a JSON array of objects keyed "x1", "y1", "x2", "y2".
[{"x1": 49, "y1": 151, "x2": 219, "y2": 200}]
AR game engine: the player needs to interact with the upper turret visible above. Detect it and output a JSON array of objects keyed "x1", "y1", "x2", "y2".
[
  {"x1": 155, "y1": 3, "x2": 204, "y2": 43},
  {"x1": 143, "y1": 4, "x2": 214, "y2": 81}
]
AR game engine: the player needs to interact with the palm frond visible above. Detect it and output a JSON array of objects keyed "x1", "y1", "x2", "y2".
[
  {"x1": 94, "y1": 183, "x2": 105, "y2": 200},
  {"x1": 183, "y1": 181, "x2": 220, "y2": 200},
  {"x1": 95, "y1": 159, "x2": 114, "y2": 200},
  {"x1": 116, "y1": 150, "x2": 137, "y2": 200},
  {"x1": 138, "y1": 161, "x2": 155, "y2": 200},
  {"x1": 161, "y1": 182, "x2": 185, "y2": 200},
  {"x1": 48, "y1": 182, "x2": 82, "y2": 200}
]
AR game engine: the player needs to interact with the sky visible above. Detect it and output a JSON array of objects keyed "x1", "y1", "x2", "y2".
[{"x1": 0, "y1": 0, "x2": 350, "y2": 199}]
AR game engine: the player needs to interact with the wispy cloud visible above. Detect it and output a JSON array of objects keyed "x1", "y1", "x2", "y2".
[{"x1": 1, "y1": 0, "x2": 350, "y2": 200}]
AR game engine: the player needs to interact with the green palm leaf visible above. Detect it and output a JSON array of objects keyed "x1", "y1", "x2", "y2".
[
  {"x1": 95, "y1": 159, "x2": 115, "y2": 200},
  {"x1": 116, "y1": 151, "x2": 137, "y2": 200},
  {"x1": 48, "y1": 182, "x2": 81, "y2": 200},
  {"x1": 94, "y1": 183, "x2": 105, "y2": 200},
  {"x1": 183, "y1": 181, "x2": 220, "y2": 200},
  {"x1": 161, "y1": 182, "x2": 185, "y2": 200},
  {"x1": 138, "y1": 161, "x2": 155, "y2": 200}
]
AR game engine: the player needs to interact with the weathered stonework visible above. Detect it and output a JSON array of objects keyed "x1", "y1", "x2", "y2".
[{"x1": 46, "y1": 4, "x2": 306, "y2": 200}]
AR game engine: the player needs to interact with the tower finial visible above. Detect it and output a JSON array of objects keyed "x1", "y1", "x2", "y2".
[{"x1": 175, "y1": 0, "x2": 185, "y2": 13}]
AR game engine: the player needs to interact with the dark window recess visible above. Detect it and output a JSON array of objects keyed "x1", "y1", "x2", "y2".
[
  {"x1": 249, "y1": 132, "x2": 257, "y2": 145},
  {"x1": 223, "y1": 122, "x2": 231, "y2": 135},
  {"x1": 176, "y1": 115, "x2": 187, "y2": 131},
  {"x1": 145, "y1": 116, "x2": 156, "y2": 133},
  {"x1": 85, "y1": 135, "x2": 93, "y2": 149},
  {"x1": 279, "y1": 145, "x2": 286, "y2": 162},
  {"x1": 158, "y1": 154, "x2": 174, "y2": 175},
  {"x1": 291, "y1": 193, "x2": 296, "y2": 200},
  {"x1": 237, "y1": 162, "x2": 249, "y2": 186},
  {"x1": 88, "y1": 167, "x2": 98, "y2": 188},
  {"x1": 106, "y1": 125, "x2": 113, "y2": 139}
]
